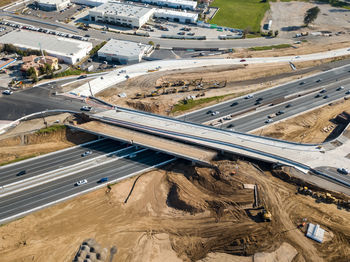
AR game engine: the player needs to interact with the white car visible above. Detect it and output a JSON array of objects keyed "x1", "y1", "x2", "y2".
[
  {"x1": 75, "y1": 179, "x2": 88, "y2": 186},
  {"x1": 2, "y1": 90, "x2": 13, "y2": 95},
  {"x1": 265, "y1": 119, "x2": 273, "y2": 124},
  {"x1": 245, "y1": 94, "x2": 254, "y2": 99},
  {"x1": 80, "y1": 106, "x2": 92, "y2": 111},
  {"x1": 211, "y1": 111, "x2": 219, "y2": 116},
  {"x1": 81, "y1": 150, "x2": 92, "y2": 157}
]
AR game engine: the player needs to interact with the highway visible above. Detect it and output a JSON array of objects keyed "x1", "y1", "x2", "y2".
[
  {"x1": 0, "y1": 139, "x2": 124, "y2": 185},
  {"x1": 0, "y1": 150, "x2": 174, "y2": 222},
  {"x1": 225, "y1": 82, "x2": 350, "y2": 133},
  {"x1": 178, "y1": 64, "x2": 350, "y2": 124}
]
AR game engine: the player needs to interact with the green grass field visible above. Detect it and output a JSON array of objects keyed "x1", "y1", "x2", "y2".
[{"x1": 209, "y1": 0, "x2": 270, "y2": 33}]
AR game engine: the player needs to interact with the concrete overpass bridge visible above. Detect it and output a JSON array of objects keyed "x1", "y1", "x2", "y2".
[{"x1": 70, "y1": 107, "x2": 350, "y2": 188}]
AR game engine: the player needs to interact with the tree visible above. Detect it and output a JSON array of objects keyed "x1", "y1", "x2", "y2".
[
  {"x1": 304, "y1": 6, "x2": 320, "y2": 26},
  {"x1": 148, "y1": 41, "x2": 154, "y2": 46},
  {"x1": 274, "y1": 30, "x2": 279, "y2": 37}
]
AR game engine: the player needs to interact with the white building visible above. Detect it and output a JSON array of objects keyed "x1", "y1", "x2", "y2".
[
  {"x1": 89, "y1": 1, "x2": 154, "y2": 29},
  {"x1": 0, "y1": 30, "x2": 92, "y2": 64},
  {"x1": 36, "y1": 0, "x2": 70, "y2": 11},
  {"x1": 97, "y1": 39, "x2": 152, "y2": 64},
  {"x1": 71, "y1": 0, "x2": 107, "y2": 7},
  {"x1": 140, "y1": 0, "x2": 197, "y2": 10},
  {"x1": 154, "y1": 8, "x2": 198, "y2": 23}
]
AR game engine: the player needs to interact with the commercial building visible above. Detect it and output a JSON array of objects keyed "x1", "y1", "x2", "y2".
[
  {"x1": 71, "y1": 0, "x2": 107, "y2": 7},
  {"x1": 36, "y1": 0, "x2": 70, "y2": 11},
  {"x1": 89, "y1": 2, "x2": 154, "y2": 29},
  {"x1": 154, "y1": 8, "x2": 198, "y2": 23},
  {"x1": 97, "y1": 39, "x2": 152, "y2": 64},
  {"x1": 139, "y1": 0, "x2": 197, "y2": 10},
  {"x1": 0, "y1": 30, "x2": 92, "y2": 64}
]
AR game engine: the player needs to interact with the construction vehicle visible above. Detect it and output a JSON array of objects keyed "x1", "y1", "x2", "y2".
[
  {"x1": 260, "y1": 207, "x2": 271, "y2": 222},
  {"x1": 325, "y1": 193, "x2": 337, "y2": 204},
  {"x1": 298, "y1": 186, "x2": 313, "y2": 196}
]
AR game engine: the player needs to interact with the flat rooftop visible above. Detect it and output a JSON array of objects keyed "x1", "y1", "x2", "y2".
[
  {"x1": 37, "y1": 0, "x2": 69, "y2": 5},
  {"x1": 98, "y1": 39, "x2": 148, "y2": 57},
  {"x1": 93, "y1": 1, "x2": 153, "y2": 18},
  {"x1": 154, "y1": 8, "x2": 198, "y2": 18},
  {"x1": 0, "y1": 30, "x2": 92, "y2": 57},
  {"x1": 145, "y1": 0, "x2": 197, "y2": 7}
]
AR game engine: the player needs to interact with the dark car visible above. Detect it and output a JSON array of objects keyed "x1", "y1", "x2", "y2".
[
  {"x1": 315, "y1": 94, "x2": 321, "y2": 98},
  {"x1": 231, "y1": 101, "x2": 239, "y2": 107},
  {"x1": 320, "y1": 89, "x2": 326, "y2": 93},
  {"x1": 323, "y1": 95, "x2": 329, "y2": 99},
  {"x1": 16, "y1": 170, "x2": 26, "y2": 176},
  {"x1": 98, "y1": 177, "x2": 109, "y2": 183},
  {"x1": 285, "y1": 104, "x2": 292, "y2": 108},
  {"x1": 299, "y1": 81, "x2": 305, "y2": 85},
  {"x1": 78, "y1": 75, "x2": 87, "y2": 79}
]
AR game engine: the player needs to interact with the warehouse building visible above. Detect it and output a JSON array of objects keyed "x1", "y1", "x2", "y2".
[
  {"x1": 71, "y1": 0, "x2": 107, "y2": 7},
  {"x1": 97, "y1": 39, "x2": 152, "y2": 64},
  {"x1": 139, "y1": 0, "x2": 197, "y2": 10},
  {"x1": 154, "y1": 8, "x2": 198, "y2": 23},
  {"x1": 89, "y1": 2, "x2": 154, "y2": 29},
  {"x1": 0, "y1": 30, "x2": 92, "y2": 64},
  {"x1": 36, "y1": 0, "x2": 71, "y2": 11}
]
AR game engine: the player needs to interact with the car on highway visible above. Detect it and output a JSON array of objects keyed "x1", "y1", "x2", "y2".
[
  {"x1": 75, "y1": 179, "x2": 88, "y2": 186},
  {"x1": 320, "y1": 89, "x2": 327, "y2": 93},
  {"x1": 316, "y1": 79, "x2": 321, "y2": 83},
  {"x1": 285, "y1": 104, "x2": 292, "y2": 108},
  {"x1": 299, "y1": 81, "x2": 305, "y2": 85},
  {"x1": 207, "y1": 110, "x2": 213, "y2": 114},
  {"x1": 16, "y1": 170, "x2": 26, "y2": 176},
  {"x1": 315, "y1": 94, "x2": 321, "y2": 98},
  {"x1": 337, "y1": 86, "x2": 344, "y2": 91},
  {"x1": 256, "y1": 97, "x2": 263, "y2": 102},
  {"x1": 78, "y1": 75, "x2": 87, "y2": 79},
  {"x1": 230, "y1": 101, "x2": 239, "y2": 107},
  {"x1": 98, "y1": 177, "x2": 109, "y2": 183},
  {"x1": 276, "y1": 110, "x2": 285, "y2": 115},
  {"x1": 187, "y1": 32, "x2": 195, "y2": 36},
  {"x1": 337, "y1": 168, "x2": 349, "y2": 175},
  {"x1": 240, "y1": 59, "x2": 246, "y2": 62},
  {"x1": 177, "y1": 32, "x2": 185, "y2": 35},
  {"x1": 211, "y1": 111, "x2": 219, "y2": 116},
  {"x1": 245, "y1": 94, "x2": 254, "y2": 99},
  {"x1": 80, "y1": 106, "x2": 92, "y2": 111},
  {"x1": 223, "y1": 116, "x2": 232, "y2": 120},
  {"x1": 128, "y1": 153, "x2": 137, "y2": 158},
  {"x1": 255, "y1": 101, "x2": 261, "y2": 105},
  {"x1": 2, "y1": 90, "x2": 13, "y2": 95},
  {"x1": 295, "y1": 56, "x2": 301, "y2": 59},
  {"x1": 227, "y1": 124, "x2": 234, "y2": 128},
  {"x1": 265, "y1": 119, "x2": 273, "y2": 124},
  {"x1": 81, "y1": 150, "x2": 92, "y2": 157},
  {"x1": 323, "y1": 95, "x2": 329, "y2": 99},
  {"x1": 346, "y1": 90, "x2": 350, "y2": 95}
]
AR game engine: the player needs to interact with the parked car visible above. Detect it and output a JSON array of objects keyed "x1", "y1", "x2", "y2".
[
  {"x1": 81, "y1": 150, "x2": 92, "y2": 157},
  {"x1": 80, "y1": 106, "x2": 92, "y2": 111},
  {"x1": 75, "y1": 179, "x2": 88, "y2": 186}
]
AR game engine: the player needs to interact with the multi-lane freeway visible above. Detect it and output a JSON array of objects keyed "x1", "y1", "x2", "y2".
[
  {"x1": 0, "y1": 149, "x2": 174, "y2": 221},
  {"x1": 0, "y1": 139, "x2": 123, "y2": 185},
  {"x1": 178, "y1": 63, "x2": 350, "y2": 124},
  {"x1": 2, "y1": 56, "x2": 350, "y2": 223}
]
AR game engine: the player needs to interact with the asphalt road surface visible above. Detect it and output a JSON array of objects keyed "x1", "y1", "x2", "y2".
[
  {"x1": 0, "y1": 150, "x2": 173, "y2": 221},
  {"x1": 0, "y1": 75, "x2": 107, "y2": 120},
  {"x1": 178, "y1": 63, "x2": 350, "y2": 124},
  {"x1": 0, "y1": 139, "x2": 125, "y2": 185}
]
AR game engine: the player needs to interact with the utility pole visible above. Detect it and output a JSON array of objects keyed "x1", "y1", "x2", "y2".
[{"x1": 39, "y1": 43, "x2": 46, "y2": 64}]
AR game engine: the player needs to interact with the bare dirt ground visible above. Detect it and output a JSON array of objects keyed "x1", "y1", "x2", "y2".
[
  {"x1": 0, "y1": 114, "x2": 96, "y2": 164},
  {"x1": 254, "y1": 98, "x2": 350, "y2": 144},
  {"x1": 0, "y1": 159, "x2": 350, "y2": 262},
  {"x1": 269, "y1": 1, "x2": 350, "y2": 38},
  {"x1": 96, "y1": 62, "x2": 325, "y2": 115}
]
